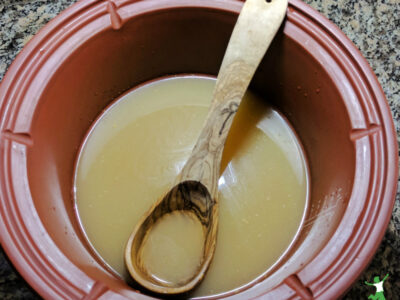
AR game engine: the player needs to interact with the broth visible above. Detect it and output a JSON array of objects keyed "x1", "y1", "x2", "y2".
[
  {"x1": 75, "y1": 76, "x2": 308, "y2": 297},
  {"x1": 140, "y1": 211, "x2": 204, "y2": 285}
]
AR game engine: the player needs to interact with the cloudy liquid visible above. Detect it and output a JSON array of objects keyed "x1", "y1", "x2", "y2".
[
  {"x1": 140, "y1": 212, "x2": 204, "y2": 285},
  {"x1": 75, "y1": 76, "x2": 308, "y2": 297}
]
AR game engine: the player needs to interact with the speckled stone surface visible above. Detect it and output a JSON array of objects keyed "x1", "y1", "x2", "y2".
[{"x1": 0, "y1": 0, "x2": 399, "y2": 299}]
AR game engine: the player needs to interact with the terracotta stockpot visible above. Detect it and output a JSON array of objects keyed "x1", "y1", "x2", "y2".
[{"x1": 0, "y1": 0, "x2": 397, "y2": 299}]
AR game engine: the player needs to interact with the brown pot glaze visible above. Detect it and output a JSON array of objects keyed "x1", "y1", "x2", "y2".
[{"x1": 0, "y1": 0, "x2": 397, "y2": 299}]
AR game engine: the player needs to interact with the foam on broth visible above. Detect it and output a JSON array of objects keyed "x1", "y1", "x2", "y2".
[{"x1": 74, "y1": 76, "x2": 308, "y2": 297}]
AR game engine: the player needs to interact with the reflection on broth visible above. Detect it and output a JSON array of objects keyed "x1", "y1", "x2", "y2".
[{"x1": 75, "y1": 76, "x2": 308, "y2": 297}]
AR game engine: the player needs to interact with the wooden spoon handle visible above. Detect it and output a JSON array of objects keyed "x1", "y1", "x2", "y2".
[{"x1": 180, "y1": 0, "x2": 288, "y2": 197}]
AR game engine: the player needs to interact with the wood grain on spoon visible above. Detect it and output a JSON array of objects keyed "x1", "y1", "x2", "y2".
[{"x1": 125, "y1": 0, "x2": 288, "y2": 294}]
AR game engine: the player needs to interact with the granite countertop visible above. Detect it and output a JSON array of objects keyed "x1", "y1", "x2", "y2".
[{"x1": 0, "y1": 0, "x2": 399, "y2": 299}]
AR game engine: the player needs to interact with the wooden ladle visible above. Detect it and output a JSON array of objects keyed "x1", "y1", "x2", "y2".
[{"x1": 125, "y1": 0, "x2": 288, "y2": 294}]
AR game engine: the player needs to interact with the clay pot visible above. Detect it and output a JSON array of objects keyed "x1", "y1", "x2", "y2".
[{"x1": 0, "y1": 0, "x2": 397, "y2": 299}]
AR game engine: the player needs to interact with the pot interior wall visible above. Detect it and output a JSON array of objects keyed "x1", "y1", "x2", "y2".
[{"x1": 27, "y1": 7, "x2": 354, "y2": 295}]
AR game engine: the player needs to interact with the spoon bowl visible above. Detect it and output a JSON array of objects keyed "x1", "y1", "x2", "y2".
[{"x1": 125, "y1": 181, "x2": 217, "y2": 294}]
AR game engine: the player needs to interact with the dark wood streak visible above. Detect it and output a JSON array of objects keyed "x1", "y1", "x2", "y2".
[
  {"x1": 161, "y1": 181, "x2": 214, "y2": 227},
  {"x1": 219, "y1": 102, "x2": 239, "y2": 136}
]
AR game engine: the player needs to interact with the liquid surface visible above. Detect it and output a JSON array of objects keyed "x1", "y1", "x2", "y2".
[
  {"x1": 75, "y1": 76, "x2": 308, "y2": 297},
  {"x1": 140, "y1": 212, "x2": 204, "y2": 285}
]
